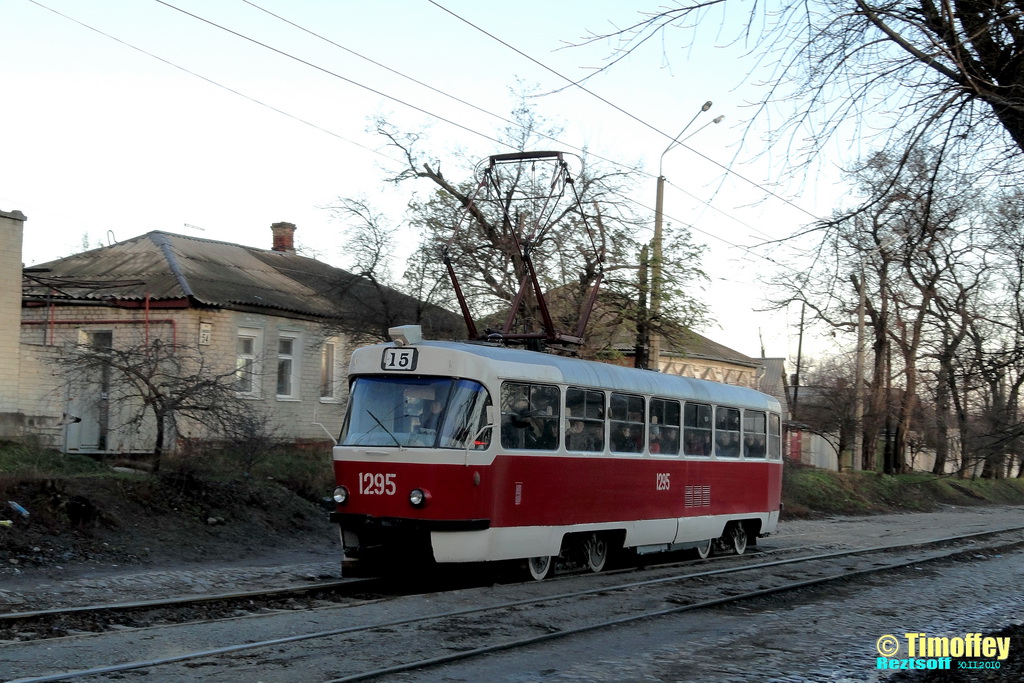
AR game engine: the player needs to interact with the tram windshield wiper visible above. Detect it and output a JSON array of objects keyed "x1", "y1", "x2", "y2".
[{"x1": 365, "y1": 410, "x2": 402, "y2": 448}]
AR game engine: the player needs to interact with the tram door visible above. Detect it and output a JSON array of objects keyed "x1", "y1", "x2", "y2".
[{"x1": 65, "y1": 331, "x2": 112, "y2": 452}]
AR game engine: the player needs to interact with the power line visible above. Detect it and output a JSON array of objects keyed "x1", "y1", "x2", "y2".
[
  {"x1": 235, "y1": 0, "x2": 815, "y2": 248},
  {"x1": 231, "y1": 2, "x2": 792, "y2": 263},
  {"x1": 151, "y1": 0, "x2": 510, "y2": 151},
  {"x1": 204, "y1": 0, "x2": 656, "y2": 180},
  {"x1": 426, "y1": 0, "x2": 824, "y2": 225},
  {"x1": 26, "y1": 0, "x2": 392, "y2": 163},
  {"x1": 241, "y1": 0, "x2": 514, "y2": 131},
  {"x1": 29, "y1": 0, "x2": 799, "y2": 273}
]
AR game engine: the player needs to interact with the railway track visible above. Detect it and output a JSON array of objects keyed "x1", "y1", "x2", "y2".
[
  {"x1": 3, "y1": 525, "x2": 1023, "y2": 683},
  {"x1": 0, "y1": 540, "x2": 829, "y2": 642}
]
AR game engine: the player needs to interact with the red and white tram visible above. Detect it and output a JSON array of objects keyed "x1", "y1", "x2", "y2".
[{"x1": 330, "y1": 325, "x2": 783, "y2": 579}]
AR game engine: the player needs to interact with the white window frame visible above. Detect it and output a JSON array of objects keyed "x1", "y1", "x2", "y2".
[
  {"x1": 236, "y1": 327, "x2": 263, "y2": 397},
  {"x1": 276, "y1": 332, "x2": 301, "y2": 400},
  {"x1": 320, "y1": 338, "x2": 341, "y2": 402}
]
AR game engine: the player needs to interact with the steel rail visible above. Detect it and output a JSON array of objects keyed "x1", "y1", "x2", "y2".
[
  {"x1": 8, "y1": 525, "x2": 1024, "y2": 683},
  {"x1": 328, "y1": 540, "x2": 1024, "y2": 682},
  {"x1": 0, "y1": 579, "x2": 364, "y2": 623}
]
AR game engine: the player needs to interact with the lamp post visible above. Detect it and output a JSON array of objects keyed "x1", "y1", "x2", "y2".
[
  {"x1": 649, "y1": 101, "x2": 720, "y2": 370},
  {"x1": 852, "y1": 260, "x2": 866, "y2": 471}
]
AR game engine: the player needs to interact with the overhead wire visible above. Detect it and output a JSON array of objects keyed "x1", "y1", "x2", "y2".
[
  {"x1": 228, "y1": 0, "x2": 657, "y2": 181},
  {"x1": 25, "y1": 0, "x2": 391, "y2": 163},
  {"x1": 231, "y1": 0, "x2": 798, "y2": 266},
  {"x1": 29, "y1": 0, "x2": 800, "y2": 272},
  {"x1": 426, "y1": 0, "x2": 824, "y2": 225},
  {"x1": 240, "y1": 0, "x2": 517, "y2": 132},
  {"x1": 150, "y1": 0, "x2": 511, "y2": 151}
]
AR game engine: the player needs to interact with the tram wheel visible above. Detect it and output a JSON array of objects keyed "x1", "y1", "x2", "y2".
[
  {"x1": 526, "y1": 555, "x2": 553, "y2": 581},
  {"x1": 694, "y1": 538, "x2": 713, "y2": 559},
  {"x1": 728, "y1": 523, "x2": 748, "y2": 555},
  {"x1": 582, "y1": 533, "x2": 609, "y2": 573}
]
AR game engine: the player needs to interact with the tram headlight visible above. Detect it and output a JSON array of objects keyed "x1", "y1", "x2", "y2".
[
  {"x1": 333, "y1": 486, "x2": 349, "y2": 504},
  {"x1": 409, "y1": 488, "x2": 430, "y2": 508}
]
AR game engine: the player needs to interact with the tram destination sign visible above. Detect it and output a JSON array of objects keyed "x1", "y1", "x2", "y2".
[{"x1": 382, "y1": 347, "x2": 418, "y2": 371}]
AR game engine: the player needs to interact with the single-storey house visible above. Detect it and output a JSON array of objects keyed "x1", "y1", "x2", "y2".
[{"x1": 3, "y1": 211, "x2": 461, "y2": 454}]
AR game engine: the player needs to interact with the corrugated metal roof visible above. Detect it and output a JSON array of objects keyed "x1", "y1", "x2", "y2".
[
  {"x1": 757, "y1": 357, "x2": 791, "y2": 418},
  {"x1": 22, "y1": 231, "x2": 435, "y2": 322},
  {"x1": 666, "y1": 330, "x2": 760, "y2": 368},
  {"x1": 613, "y1": 329, "x2": 758, "y2": 367}
]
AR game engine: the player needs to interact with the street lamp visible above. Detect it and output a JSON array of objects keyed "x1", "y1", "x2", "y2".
[{"x1": 649, "y1": 101, "x2": 720, "y2": 370}]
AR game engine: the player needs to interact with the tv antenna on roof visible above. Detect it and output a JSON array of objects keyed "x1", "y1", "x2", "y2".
[{"x1": 183, "y1": 223, "x2": 206, "y2": 232}]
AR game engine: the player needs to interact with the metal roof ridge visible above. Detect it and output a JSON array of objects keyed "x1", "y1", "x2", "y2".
[{"x1": 148, "y1": 232, "x2": 194, "y2": 298}]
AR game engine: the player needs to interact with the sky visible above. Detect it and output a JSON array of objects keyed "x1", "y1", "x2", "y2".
[{"x1": 1, "y1": 0, "x2": 849, "y2": 363}]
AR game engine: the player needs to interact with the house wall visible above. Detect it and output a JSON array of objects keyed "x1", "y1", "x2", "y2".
[
  {"x1": 18, "y1": 303, "x2": 350, "y2": 451},
  {"x1": 214, "y1": 310, "x2": 350, "y2": 443},
  {"x1": 16, "y1": 342, "x2": 66, "y2": 446},
  {"x1": 0, "y1": 210, "x2": 27, "y2": 439},
  {"x1": 20, "y1": 304, "x2": 192, "y2": 451},
  {"x1": 789, "y1": 430, "x2": 840, "y2": 471},
  {"x1": 657, "y1": 355, "x2": 760, "y2": 389}
]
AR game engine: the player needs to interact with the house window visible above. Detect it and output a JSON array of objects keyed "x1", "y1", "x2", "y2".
[
  {"x1": 236, "y1": 329, "x2": 261, "y2": 395},
  {"x1": 320, "y1": 341, "x2": 336, "y2": 399},
  {"x1": 277, "y1": 334, "x2": 300, "y2": 399}
]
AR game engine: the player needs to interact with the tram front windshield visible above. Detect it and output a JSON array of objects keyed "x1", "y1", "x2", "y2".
[{"x1": 341, "y1": 377, "x2": 492, "y2": 449}]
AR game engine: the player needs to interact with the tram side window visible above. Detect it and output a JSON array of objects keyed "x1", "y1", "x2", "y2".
[
  {"x1": 565, "y1": 387, "x2": 605, "y2": 452},
  {"x1": 438, "y1": 379, "x2": 492, "y2": 450},
  {"x1": 683, "y1": 403, "x2": 712, "y2": 456},
  {"x1": 715, "y1": 407, "x2": 742, "y2": 457},
  {"x1": 649, "y1": 398, "x2": 681, "y2": 455},
  {"x1": 743, "y1": 410, "x2": 768, "y2": 458},
  {"x1": 500, "y1": 382, "x2": 560, "y2": 451},
  {"x1": 769, "y1": 413, "x2": 782, "y2": 459},
  {"x1": 610, "y1": 392, "x2": 645, "y2": 453}
]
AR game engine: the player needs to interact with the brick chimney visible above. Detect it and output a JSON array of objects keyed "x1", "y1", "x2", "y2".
[{"x1": 271, "y1": 221, "x2": 296, "y2": 254}]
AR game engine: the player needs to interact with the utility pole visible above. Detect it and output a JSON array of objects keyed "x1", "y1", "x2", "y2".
[
  {"x1": 853, "y1": 266, "x2": 866, "y2": 471},
  {"x1": 792, "y1": 303, "x2": 805, "y2": 421},
  {"x1": 650, "y1": 102, "x2": 720, "y2": 371},
  {"x1": 634, "y1": 244, "x2": 650, "y2": 369}
]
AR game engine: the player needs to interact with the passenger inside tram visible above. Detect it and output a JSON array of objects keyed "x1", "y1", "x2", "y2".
[
  {"x1": 716, "y1": 431, "x2": 741, "y2": 457},
  {"x1": 745, "y1": 434, "x2": 767, "y2": 458},
  {"x1": 613, "y1": 424, "x2": 643, "y2": 452},
  {"x1": 661, "y1": 426, "x2": 680, "y2": 455},
  {"x1": 419, "y1": 400, "x2": 443, "y2": 432}
]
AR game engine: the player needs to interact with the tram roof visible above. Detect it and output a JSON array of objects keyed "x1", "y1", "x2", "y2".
[{"x1": 362, "y1": 340, "x2": 780, "y2": 412}]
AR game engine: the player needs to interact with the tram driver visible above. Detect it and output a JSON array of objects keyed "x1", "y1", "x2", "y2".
[{"x1": 419, "y1": 400, "x2": 443, "y2": 432}]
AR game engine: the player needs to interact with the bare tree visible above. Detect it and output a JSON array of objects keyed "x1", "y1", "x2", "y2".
[
  {"x1": 575, "y1": 2, "x2": 1024, "y2": 182},
  {"x1": 949, "y1": 190, "x2": 1024, "y2": 478},
  {"x1": 574, "y1": 4, "x2": 1024, "y2": 474},
  {"x1": 330, "y1": 97, "x2": 709, "y2": 357},
  {"x1": 769, "y1": 147, "x2": 985, "y2": 470},
  {"x1": 316, "y1": 196, "x2": 466, "y2": 344},
  {"x1": 54, "y1": 339, "x2": 268, "y2": 472},
  {"x1": 793, "y1": 355, "x2": 860, "y2": 462}
]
